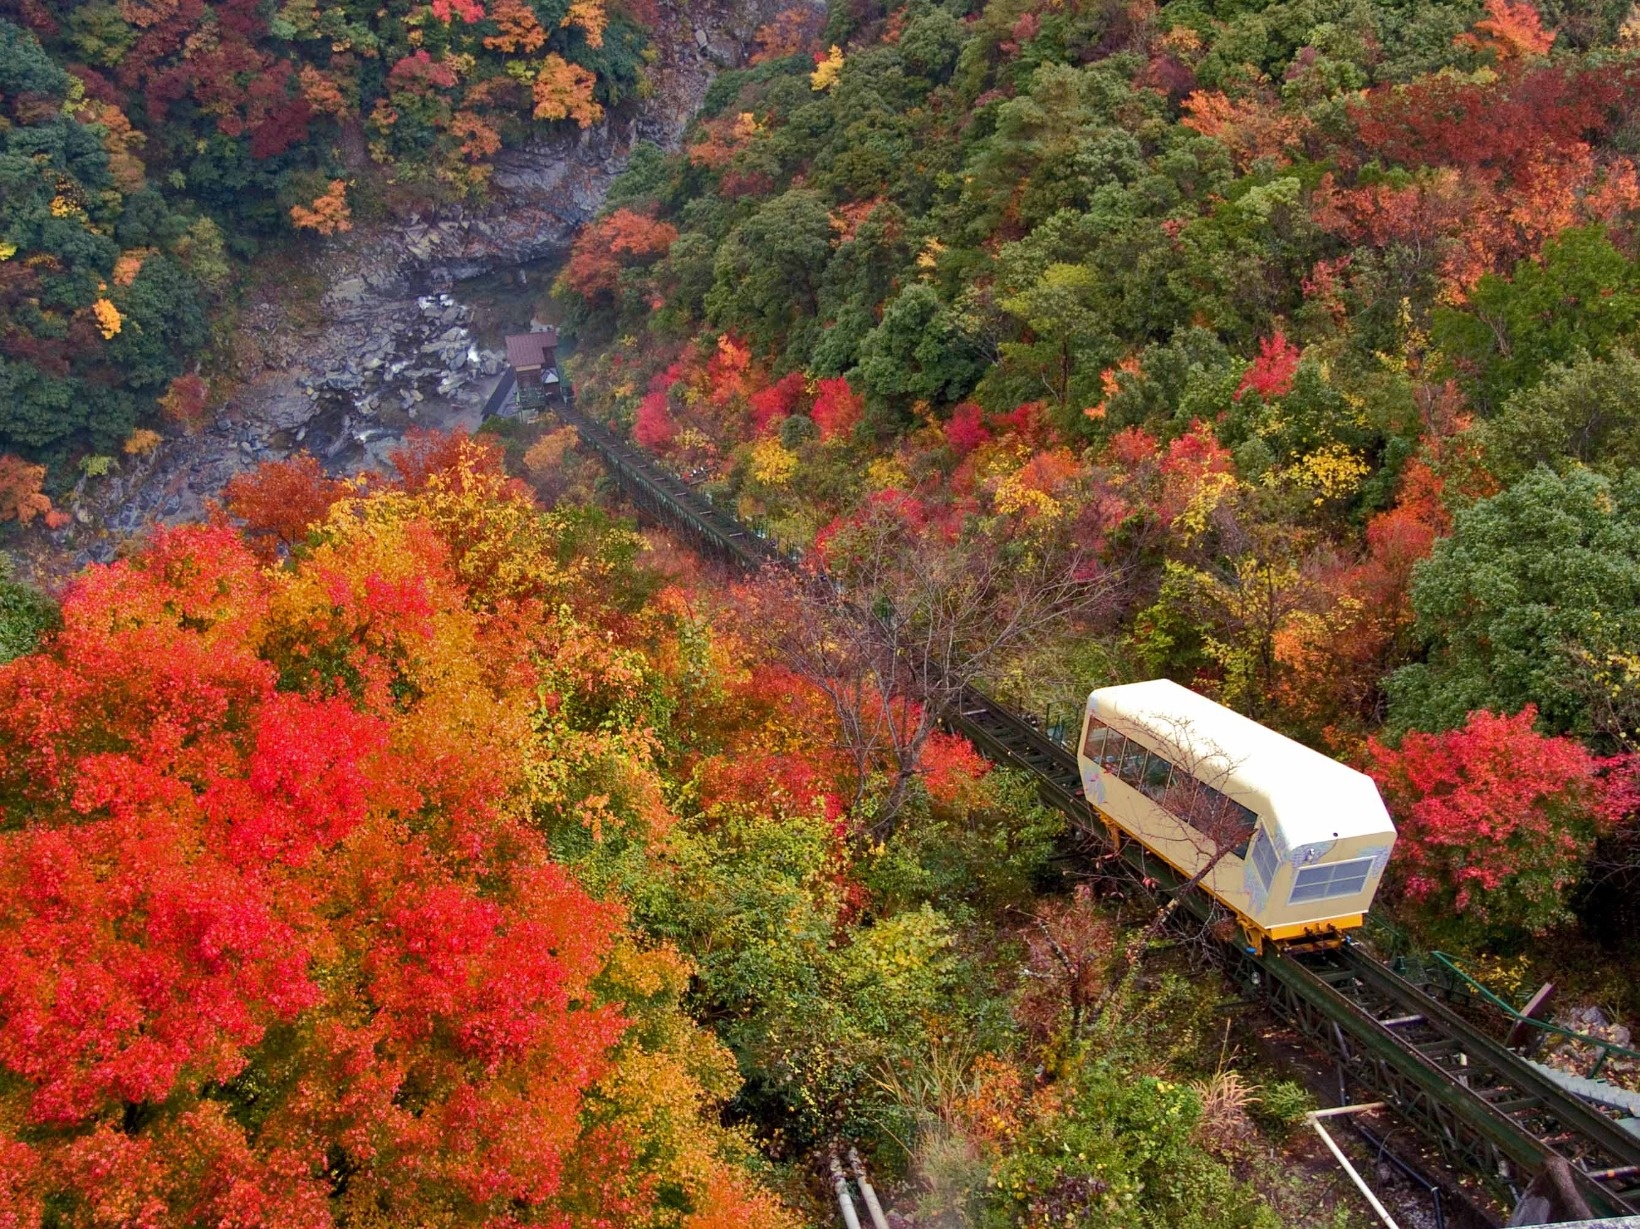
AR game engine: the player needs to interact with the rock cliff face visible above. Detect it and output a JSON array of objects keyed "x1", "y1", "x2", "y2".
[
  {"x1": 318, "y1": 0, "x2": 786, "y2": 294},
  {"x1": 53, "y1": 0, "x2": 799, "y2": 567}
]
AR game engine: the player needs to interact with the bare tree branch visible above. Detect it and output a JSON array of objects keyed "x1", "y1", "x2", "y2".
[{"x1": 768, "y1": 499, "x2": 1127, "y2": 835}]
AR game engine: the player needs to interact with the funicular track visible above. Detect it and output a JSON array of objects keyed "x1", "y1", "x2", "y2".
[{"x1": 551, "y1": 398, "x2": 1640, "y2": 1218}]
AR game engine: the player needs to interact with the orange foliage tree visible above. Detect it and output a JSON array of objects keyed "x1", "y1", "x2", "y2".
[
  {"x1": 560, "y1": 209, "x2": 680, "y2": 300},
  {"x1": 533, "y1": 55, "x2": 604, "y2": 126},
  {"x1": 0, "y1": 456, "x2": 53, "y2": 525},
  {"x1": 1180, "y1": 88, "x2": 1311, "y2": 170},
  {"x1": 0, "y1": 437, "x2": 795, "y2": 1229},
  {"x1": 289, "y1": 180, "x2": 352, "y2": 235},
  {"x1": 221, "y1": 455, "x2": 349, "y2": 559},
  {"x1": 751, "y1": 7, "x2": 823, "y2": 63},
  {"x1": 1457, "y1": 0, "x2": 1556, "y2": 59}
]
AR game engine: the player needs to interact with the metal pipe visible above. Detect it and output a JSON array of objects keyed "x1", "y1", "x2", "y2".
[
  {"x1": 829, "y1": 1151, "x2": 863, "y2": 1229},
  {"x1": 1308, "y1": 1108, "x2": 1401, "y2": 1229},
  {"x1": 1311, "y1": 1101, "x2": 1387, "y2": 1119},
  {"x1": 848, "y1": 1148, "x2": 891, "y2": 1229}
]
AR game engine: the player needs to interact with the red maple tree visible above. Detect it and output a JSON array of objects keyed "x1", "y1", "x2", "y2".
[
  {"x1": 0, "y1": 439, "x2": 795, "y2": 1228},
  {"x1": 1368, "y1": 706, "x2": 1616, "y2": 937},
  {"x1": 1234, "y1": 331, "x2": 1301, "y2": 402}
]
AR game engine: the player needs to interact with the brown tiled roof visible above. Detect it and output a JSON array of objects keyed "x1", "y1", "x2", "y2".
[{"x1": 505, "y1": 329, "x2": 558, "y2": 369}]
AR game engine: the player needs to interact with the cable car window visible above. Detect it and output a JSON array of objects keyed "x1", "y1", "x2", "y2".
[
  {"x1": 1250, "y1": 828, "x2": 1279, "y2": 888},
  {"x1": 1160, "y1": 773, "x2": 1202, "y2": 820},
  {"x1": 1118, "y1": 740, "x2": 1148, "y2": 786},
  {"x1": 1288, "y1": 858, "x2": 1375, "y2": 904},
  {"x1": 1082, "y1": 717, "x2": 1109, "y2": 760},
  {"x1": 1140, "y1": 751, "x2": 1174, "y2": 799}
]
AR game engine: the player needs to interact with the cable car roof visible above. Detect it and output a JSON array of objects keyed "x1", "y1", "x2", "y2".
[{"x1": 1088, "y1": 679, "x2": 1395, "y2": 847}]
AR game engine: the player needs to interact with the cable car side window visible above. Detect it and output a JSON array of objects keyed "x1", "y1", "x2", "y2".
[
  {"x1": 1249, "y1": 828, "x2": 1279, "y2": 888},
  {"x1": 1182, "y1": 784, "x2": 1256, "y2": 857},
  {"x1": 1288, "y1": 857, "x2": 1375, "y2": 904},
  {"x1": 1139, "y1": 750, "x2": 1174, "y2": 799},
  {"x1": 1159, "y1": 772, "x2": 1202, "y2": 821},
  {"x1": 1117, "y1": 739, "x2": 1148, "y2": 786}
]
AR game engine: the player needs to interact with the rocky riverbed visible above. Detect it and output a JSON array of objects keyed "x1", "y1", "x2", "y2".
[{"x1": 32, "y1": 0, "x2": 799, "y2": 576}]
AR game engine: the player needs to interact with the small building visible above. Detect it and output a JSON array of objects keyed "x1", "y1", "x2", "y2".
[{"x1": 505, "y1": 328, "x2": 562, "y2": 416}]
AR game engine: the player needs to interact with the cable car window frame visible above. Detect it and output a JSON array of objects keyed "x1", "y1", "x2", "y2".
[
  {"x1": 1249, "y1": 827, "x2": 1279, "y2": 888},
  {"x1": 1082, "y1": 716, "x2": 1109, "y2": 761},
  {"x1": 1288, "y1": 857, "x2": 1375, "y2": 904}
]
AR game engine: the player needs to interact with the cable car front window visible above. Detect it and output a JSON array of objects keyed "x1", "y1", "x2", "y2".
[
  {"x1": 1083, "y1": 722, "x2": 1126, "y2": 777},
  {"x1": 1289, "y1": 858, "x2": 1374, "y2": 904},
  {"x1": 1082, "y1": 717, "x2": 1107, "y2": 760}
]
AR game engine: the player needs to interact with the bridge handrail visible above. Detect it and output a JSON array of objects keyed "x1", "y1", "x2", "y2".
[{"x1": 1430, "y1": 951, "x2": 1640, "y2": 1077}]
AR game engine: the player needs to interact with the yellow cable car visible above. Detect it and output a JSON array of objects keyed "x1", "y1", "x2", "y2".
[{"x1": 1077, "y1": 680, "x2": 1396, "y2": 951}]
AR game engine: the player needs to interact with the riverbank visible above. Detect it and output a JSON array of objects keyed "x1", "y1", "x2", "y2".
[{"x1": 8, "y1": 0, "x2": 799, "y2": 585}]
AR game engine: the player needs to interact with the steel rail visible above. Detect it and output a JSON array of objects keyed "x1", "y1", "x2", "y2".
[{"x1": 547, "y1": 396, "x2": 1640, "y2": 1217}]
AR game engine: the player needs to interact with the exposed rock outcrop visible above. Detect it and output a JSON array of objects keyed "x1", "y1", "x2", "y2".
[{"x1": 47, "y1": 0, "x2": 806, "y2": 571}]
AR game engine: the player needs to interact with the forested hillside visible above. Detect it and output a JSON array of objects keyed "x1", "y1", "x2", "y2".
[
  {"x1": 0, "y1": 435, "x2": 1312, "y2": 1227},
  {"x1": 0, "y1": 0, "x2": 645, "y2": 474},
  {"x1": 10, "y1": 0, "x2": 1640, "y2": 1221},
  {"x1": 560, "y1": 0, "x2": 1640, "y2": 956}
]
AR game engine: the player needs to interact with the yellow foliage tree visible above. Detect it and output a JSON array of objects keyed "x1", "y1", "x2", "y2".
[
  {"x1": 748, "y1": 438, "x2": 797, "y2": 488},
  {"x1": 91, "y1": 299, "x2": 122, "y2": 339},
  {"x1": 810, "y1": 44, "x2": 844, "y2": 91},
  {"x1": 533, "y1": 54, "x2": 604, "y2": 126}
]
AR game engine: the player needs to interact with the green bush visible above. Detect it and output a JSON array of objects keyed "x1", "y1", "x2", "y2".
[
  {"x1": 1253, "y1": 1080, "x2": 1315, "y2": 1136},
  {"x1": 984, "y1": 1060, "x2": 1278, "y2": 1229},
  {"x1": 0, "y1": 560, "x2": 57, "y2": 664}
]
